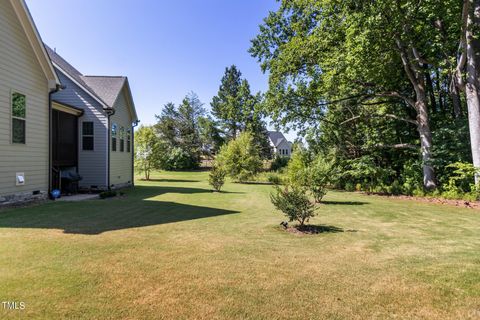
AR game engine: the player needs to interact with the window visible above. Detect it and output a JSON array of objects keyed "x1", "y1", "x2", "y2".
[
  {"x1": 12, "y1": 92, "x2": 26, "y2": 144},
  {"x1": 126, "y1": 129, "x2": 131, "y2": 152},
  {"x1": 111, "y1": 123, "x2": 117, "y2": 151},
  {"x1": 82, "y1": 122, "x2": 94, "y2": 150},
  {"x1": 120, "y1": 127, "x2": 125, "y2": 152}
]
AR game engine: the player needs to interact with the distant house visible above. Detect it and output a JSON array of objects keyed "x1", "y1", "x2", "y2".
[
  {"x1": 46, "y1": 46, "x2": 139, "y2": 191},
  {"x1": 268, "y1": 131, "x2": 293, "y2": 157},
  {"x1": 0, "y1": 0, "x2": 138, "y2": 204}
]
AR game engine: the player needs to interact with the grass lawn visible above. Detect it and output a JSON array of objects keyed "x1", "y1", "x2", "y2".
[{"x1": 0, "y1": 171, "x2": 479, "y2": 319}]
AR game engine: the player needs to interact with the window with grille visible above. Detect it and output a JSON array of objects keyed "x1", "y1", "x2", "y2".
[
  {"x1": 82, "y1": 122, "x2": 94, "y2": 150},
  {"x1": 12, "y1": 92, "x2": 26, "y2": 144},
  {"x1": 120, "y1": 127, "x2": 125, "y2": 152},
  {"x1": 111, "y1": 123, "x2": 117, "y2": 151},
  {"x1": 127, "y1": 129, "x2": 131, "y2": 152}
]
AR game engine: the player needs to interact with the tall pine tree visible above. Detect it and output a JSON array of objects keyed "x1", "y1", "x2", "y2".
[
  {"x1": 211, "y1": 65, "x2": 243, "y2": 140},
  {"x1": 212, "y1": 66, "x2": 272, "y2": 158}
]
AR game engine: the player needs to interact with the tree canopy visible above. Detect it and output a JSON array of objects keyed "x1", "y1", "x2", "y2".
[{"x1": 250, "y1": 0, "x2": 476, "y2": 191}]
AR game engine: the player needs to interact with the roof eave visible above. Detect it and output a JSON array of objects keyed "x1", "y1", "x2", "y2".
[
  {"x1": 108, "y1": 77, "x2": 138, "y2": 122},
  {"x1": 123, "y1": 78, "x2": 138, "y2": 121},
  {"x1": 52, "y1": 62, "x2": 110, "y2": 109}
]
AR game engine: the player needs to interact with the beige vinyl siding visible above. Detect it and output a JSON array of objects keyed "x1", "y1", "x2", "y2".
[
  {"x1": 109, "y1": 88, "x2": 133, "y2": 187},
  {"x1": 52, "y1": 72, "x2": 108, "y2": 189},
  {"x1": 0, "y1": 0, "x2": 49, "y2": 195}
]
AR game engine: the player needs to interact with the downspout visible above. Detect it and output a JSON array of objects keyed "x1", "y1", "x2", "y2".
[
  {"x1": 131, "y1": 120, "x2": 140, "y2": 187},
  {"x1": 48, "y1": 84, "x2": 64, "y2": 198},
  {"x1": 106, "y1": 108, "x2": 115, "y2": 190}
]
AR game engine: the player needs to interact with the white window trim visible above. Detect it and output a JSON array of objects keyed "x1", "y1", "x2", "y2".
[
  {"x1": 82, "y1": 121, "x2": 95, "y2": 151},
  {"x1": 126, "y1": 129, "x2": 131, "y2": 153},
  {"x1": 10, "y1": 89, "x2": 27, "y2": 145},
  {"x1": 111, "y1": 123, "x2": 118, "y2": 152},
  {"x1": 119, "y1": 126, "x2": 125, "y2": 152}
]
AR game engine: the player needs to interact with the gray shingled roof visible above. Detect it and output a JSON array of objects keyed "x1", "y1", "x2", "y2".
[
  {"x1": 82, "y1": 76, "x2": 126, "y2": 107},
  {"x1": 268, "y1": 131, "x2": 288, "y2": 147},
  {"x1": 45, "y1": 44, "x2": 137, "y2": 120},
  {"x1": 44, "y1": 45, "x2": 108, "y2": 107}
]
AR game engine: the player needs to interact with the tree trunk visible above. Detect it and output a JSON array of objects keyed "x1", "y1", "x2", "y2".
[
  {"x1": 144, "y1": 163, "x2": 150, "y2": 180},
  {"x1": 465, "y1": 0, "x2": 480, "y2": 183},
  {"x1": 416, "y1": 96, "x2": 437, "y2": 190},
  {"x1": 425, "y1": 71, "x2": 437, "y2": 113},
  {"x1": 450, "y1": 76, "x2": 463, "y2": 118},
  {"x1": 435, "y1": 69, "x2": 444, "y2": 113},
  {"x1": 395, "y1": 38, "x2": 437, "y2": 190}
]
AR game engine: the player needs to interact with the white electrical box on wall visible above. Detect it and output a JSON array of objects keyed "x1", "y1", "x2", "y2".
[{"x1": 16, "y1": 172, "x2": 25, "y2": 186}]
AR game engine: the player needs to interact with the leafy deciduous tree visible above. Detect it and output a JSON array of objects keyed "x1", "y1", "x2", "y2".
[
  {"x1": 216, "y1": 131, "x2": 263, "y2": 182},
  {"x1": 134, "y1": 126, "x2": 163, "y2": 180},
  {"x1": 250, "y1": 0, "x2": 465, "y2": 190}
]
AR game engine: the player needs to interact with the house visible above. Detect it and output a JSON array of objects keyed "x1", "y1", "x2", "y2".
[
  {"x1": 268, "y1": 131, "x2": 293, "y2": 157},
  {"x1": 0, "y1": 0, "x2": 60, "y2": 203},
  {"x1": 0, "y1": 0, "x2": 138, "y2": 204},
  {"x1": 46, "y1": 46, "x2": 139, "y2": 191}
]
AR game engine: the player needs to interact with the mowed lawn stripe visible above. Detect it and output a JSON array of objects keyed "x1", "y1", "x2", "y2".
[{"x1": 0, "y1": 171, "x2": 479, "y2": 319}]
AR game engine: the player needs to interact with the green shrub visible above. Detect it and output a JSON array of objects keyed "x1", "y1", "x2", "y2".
[
  {"x1": 270, "y1": 156, "x2": 289, "y2": 171},
  {"x1": 286, "y1": 151, "x2": 309, "y2": 185},
  {"x1": 440, "y1": 162, "x2": 480, "y2": 200},
  {"x1": 163, "y1": 147, "x2": 198, "y2": 171},
  {"x1": 341, "y1": 156, "x2": 395, "y2": 193},
  {"x1": 270, "y1": 185, "x2": 316, "y2": 227},
  {"x1": 391, "y1": 180, "x2": 402, "y2": 195},
  {"x1": 100, "y1": 190, "x2": 117, "y2": 199},
  {"x1": 286, "y1": 152, "x2": 333, "y2": 202},
  {"x1": 399, "y1": 160, "x2": 423, "y2": 196},
  {"x1": 266, "y1": 172, "x2": 282, "y2": 185},
  {"x1": 209, "y1": 165, "x2": 226, "y2": 192},
  {"x1": 344, "y1": 182, "x2": 355, "y2": 192},
  {"x1": 308, "y1": 156, "x2": 333, "y2": 202},
  {"x1": 412, "y1": 188, "x2": 425, "y2": 197},
  {"x1": 216, "y1": 132, "x2": 263, "y2": 183},
  {"x1": 373, "y1": 185, "x2": 385, "y2": 194}
]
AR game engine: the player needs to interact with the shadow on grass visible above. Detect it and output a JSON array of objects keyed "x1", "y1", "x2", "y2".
[
  {"x1": 133, "y1": 186, "x2": 243, "y2": 195},
  {"x1": 140, "y1": 178, "x2": 200, "y2": 183},
  {"x1": 322, "y1": 200, "x2": 369, "y2": 206},
  {"x1": 288, "y1": 225, "x2": 358, "y2": 234},
  {"x1": 0, "y1": 185, "x2": 240, "y2": 235},
  {"x1": 234, "y1": 181, "x2": 274, "y2": 185}
]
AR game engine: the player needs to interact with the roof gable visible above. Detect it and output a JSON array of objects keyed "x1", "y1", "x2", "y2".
[
  {"x1": 82, "y1": 76, "x2": 126, "y2": 107},
  {"x1": 45, "y1": 45, "x2": 109, "y2": 108},
  {"x1": 44, "y1": 46, "x2": 138, "y2": 121},
  {"x1": 10, "y1": 0, "x2": 60, "y2": 89},
  {"x1": 268, "y1": 131, "x2": 289, "y2": 147},
  {"x1": 82, "y1": 76, "x2": 138, "y2": 121}
]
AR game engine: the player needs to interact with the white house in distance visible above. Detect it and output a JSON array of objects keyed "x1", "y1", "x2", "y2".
[{"x1": 268, "y1": 131, "x2": 293, "y2": 157}]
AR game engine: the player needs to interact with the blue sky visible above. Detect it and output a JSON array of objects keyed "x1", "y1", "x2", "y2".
[{"x1": 26, "y1": 0, "x2": 296, "y2": 140}]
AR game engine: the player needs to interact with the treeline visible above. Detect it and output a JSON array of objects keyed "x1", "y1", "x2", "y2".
[
  {"x1": 135, "y1": 65, "x2": 272, "y2": 177},
  {"x1": 249, "y1": 0, "x2": 480, "y2": 199}
]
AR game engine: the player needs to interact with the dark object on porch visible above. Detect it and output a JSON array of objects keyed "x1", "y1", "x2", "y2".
[
  {"x1": 61, "y1": 169, "x2": 82, "y2": 195},
  {"x1": 52, "y1": 110, "x2": 78, "y2": 167},
  {"x1": 51, "y1": 109, "x2": 81, "y2": 193}
]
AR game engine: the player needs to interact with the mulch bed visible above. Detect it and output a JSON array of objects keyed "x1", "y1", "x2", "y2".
[{"x1": 375, "y1": 194, "x2": 480, "y2": 210}]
